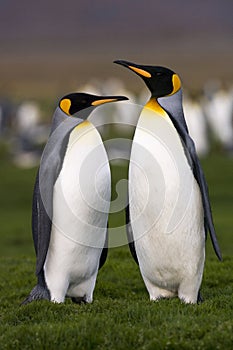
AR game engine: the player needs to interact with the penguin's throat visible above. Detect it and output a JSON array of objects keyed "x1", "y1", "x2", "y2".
[
  {"x1": 145, "y1": 98, "x2": 168, "y2": 118},
  {"x1": 75, "y1": 120, "x2": 91, "y2": 129}
]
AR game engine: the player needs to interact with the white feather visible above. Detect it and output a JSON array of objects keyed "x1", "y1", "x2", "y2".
[
  {"x1": 44, "y1": 121, "x2": 110, "y2": 303},
  {"x1": 129, "y1": 107, "x2": 205, "y2": 303}
]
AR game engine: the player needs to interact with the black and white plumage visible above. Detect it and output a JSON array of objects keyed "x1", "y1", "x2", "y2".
[
  {"x1": 114, "y1": 60, "x2": 221, "y2": 304},
  {"x1": 22, "y1": 92, "x2": 128, "y2": 304}
]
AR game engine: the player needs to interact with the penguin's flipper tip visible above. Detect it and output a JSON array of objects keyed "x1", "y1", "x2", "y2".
[
  {"x1": 197, "y1": 290, "x2": 204, "y2": 304},
  {"x1": 216, "y1": 249, "x2": 223, "y2": 262},
  {"x1": 21, "y1": 285, "x2": 50, "y2": 305}
]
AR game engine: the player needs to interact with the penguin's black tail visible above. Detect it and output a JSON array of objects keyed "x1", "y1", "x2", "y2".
[{"x1": 21, "y1": 284, "x2": 50, "y2": 305}]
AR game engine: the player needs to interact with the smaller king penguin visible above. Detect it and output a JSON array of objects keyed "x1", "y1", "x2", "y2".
[
  {"x1": 22, "y1": 92, "x2": 128, "y2": 304},
  {"x1": 114, "y1": 60, "x2": 222, "y2": 304}
]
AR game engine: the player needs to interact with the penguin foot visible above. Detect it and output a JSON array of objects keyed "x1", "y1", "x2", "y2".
[
  {"x1": 143, "y1": 278, "x2": 176, "y2": 301},
  {"x1": 178, "y1": 292, "x2": 200, "y2": 304},
  {"x1": 71, "y1": 296, "x2": 87, "y2": 304},
  {"x1": 21, "y1": 284, "x2": 50, "y2": 305},
  {"x1": 150, "y1": 294, "x2": 176, "y2": 302}
]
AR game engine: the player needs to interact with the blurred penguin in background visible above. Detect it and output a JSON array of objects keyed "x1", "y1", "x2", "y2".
[
  {"x1": 202, "y1": 80, "x2": 233, "y2": 155},
  {"x1": 183, "y1": 91, "x2": 209, "y2": 157}
]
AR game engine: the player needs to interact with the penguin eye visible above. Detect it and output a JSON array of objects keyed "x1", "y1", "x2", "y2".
[
  {"x1": 156, "y1": 72, "x2": 163, "y2": 76},
  {"x1": 81, "y1": 99, "x2": 87, "y2": 104}
]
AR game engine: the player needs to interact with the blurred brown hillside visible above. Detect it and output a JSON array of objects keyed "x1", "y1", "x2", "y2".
[{"x1": 0, "y1": 0, "x2": 232, "y2": 98}]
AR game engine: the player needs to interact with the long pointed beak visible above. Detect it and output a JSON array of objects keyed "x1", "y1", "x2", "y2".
[
  {"x1": 114, "y1": 59, "x2": 134, "y2": 68},
  {"x1": 114, "y1": 60, "x2": 151, "y2": 78},
  {"x1": 91, "y1": 95, "x2": 128, "y2": 106}
]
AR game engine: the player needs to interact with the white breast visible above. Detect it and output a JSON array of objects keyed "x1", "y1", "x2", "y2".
[
  {"x1": 44, "y1": 121, "x2": 110, "y2": 301},
  {"x1": 52, "y1": 120, "x2": 111, "y2": 247},
  {"x1": 129, "y1": 107, "x2": 205, "y2": 290}
]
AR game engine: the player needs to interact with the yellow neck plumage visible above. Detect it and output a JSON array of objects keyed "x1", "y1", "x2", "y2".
[
  {"x1": 145, "y1": 98, "x2": 168, "y2": 117},
  {"x1": 144, "y1": 97, "x2": 173, "y2": 126}
]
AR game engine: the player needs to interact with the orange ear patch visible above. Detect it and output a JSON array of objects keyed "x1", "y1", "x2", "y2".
[
  {"x1": 60, "y1": 99, "x2": 71, "y2": 115},
  {"x1": 172, "y1": 74, "x2": 181, "y2": 94}
]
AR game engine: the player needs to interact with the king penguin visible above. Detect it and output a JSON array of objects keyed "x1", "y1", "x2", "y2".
[
  {"x1": 114, "y1": 60, "x2": 222, "y2": 304},
  {"x1": 22, "y1": 92, "x2": 128, "y2": 304}
]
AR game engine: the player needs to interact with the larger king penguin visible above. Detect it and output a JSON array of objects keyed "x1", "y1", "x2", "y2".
[
  {"x1": 23, "y1": 92, "x2": 128, "y2": 304},
  {"x1": 114, "y1": 60, "x2": 222, "y2": 304}
]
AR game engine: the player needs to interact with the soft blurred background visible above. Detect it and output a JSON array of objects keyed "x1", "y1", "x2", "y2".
[{"x1": 0, "y1": 0, "x2": 232, "y2": 257}]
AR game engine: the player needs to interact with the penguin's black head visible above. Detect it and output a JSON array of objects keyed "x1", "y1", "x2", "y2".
[
  {"x1": 59, "y1": 92, "x2": 128, "y2": 116},
  {"x1": 114, "y1": 60, "x2": 181, "y2": 98}
]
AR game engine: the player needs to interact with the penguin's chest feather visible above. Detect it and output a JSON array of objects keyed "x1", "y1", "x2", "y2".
[
  {"x1": 45, "y1": 121, "x2": 110, "y2": 279},
  {"x1": 54, "y1": 120, "x2": 110, "y2": 225},
  {"x1": 129, "y1": 101, "x2": 205, "y2": 284}
]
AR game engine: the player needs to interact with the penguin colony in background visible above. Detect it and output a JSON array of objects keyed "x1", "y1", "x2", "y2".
[{"x1": 23, "y1": 61, "x2": 221, "y2": 305}]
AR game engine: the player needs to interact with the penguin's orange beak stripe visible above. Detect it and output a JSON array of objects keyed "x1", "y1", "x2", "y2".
[
  {"x1": 128, "y1": 66, "x2": 151, "y2": 78},
  {"x1": 91, "y1": 98, "x2": 117, "y2": 106}
]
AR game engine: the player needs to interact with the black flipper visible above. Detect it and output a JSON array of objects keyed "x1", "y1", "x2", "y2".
[
  {"x1": 98, "y1": 223, "x2": 109, "y2": 270},
  {"x1": 126, "y1": 204, "x2": 139, "y2": 265},
  {"x1": 158, "y1": 92, "x2": 222, "y2": 261},
  {"x1": 21, "y1": 170, "x2": 54, "y2": 305},
  {"x1": 197, "y1": 289, "x2": 203, "y2": 304},
  {"x1": 32, "y1": 170, "x2": 52, "y2": 276}
]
